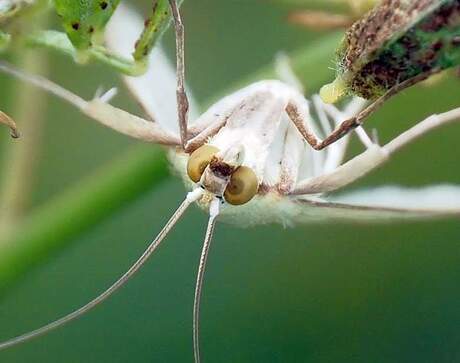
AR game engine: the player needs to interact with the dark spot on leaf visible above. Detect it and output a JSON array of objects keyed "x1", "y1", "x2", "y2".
[
  {"x1": 100, "y1": 1, "x2": 108, "y2": 10},
  {"x1": 71, "y1": 22, "x2": 80, "y2": 30},
  {"x1": 89, "y1": 26, "x2": 94, "y2": 33}
]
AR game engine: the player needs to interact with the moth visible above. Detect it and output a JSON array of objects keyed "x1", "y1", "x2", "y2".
[{"x1": 0, "y1": 2, "x2": 460, "y2": 363}]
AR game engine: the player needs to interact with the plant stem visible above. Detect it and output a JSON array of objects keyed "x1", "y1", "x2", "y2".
[
  {"x1": 0, "y1": 24, "x2": 49, "y2": 239},
  {"x1": 0, "y1": 145, "x2": 169, "y2": 291}
]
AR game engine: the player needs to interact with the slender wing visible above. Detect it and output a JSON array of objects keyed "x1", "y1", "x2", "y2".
[
  {"x1": 292, "y1": 185, "x2": 460, "y2": 223},
  {"x1": 105, "y1": 3, "x2": 199, "y2": 134}
]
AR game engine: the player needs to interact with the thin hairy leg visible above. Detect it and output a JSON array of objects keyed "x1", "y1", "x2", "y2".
[
  {"x1": 169, "y1": 0, "x2": 189, "y2": 149},
  {"x1": 287, "y1": 71, "x2": 439, "y2": 150},
  {"x1": 292, "y1": 106, "x2": 460, "y2": 195},
  {"x1": 0, "y1": 111, "x2": 20, "y2": 138},
  {"x1": 0, "y1": 61, "x2": 180, "y2": 145}
]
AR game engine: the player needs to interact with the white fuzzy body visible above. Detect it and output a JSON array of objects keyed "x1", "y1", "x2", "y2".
[
  {"x1": 168, "y1": 81, "x2": 383, "y2": 226},
  {"x1": 103, "y1": 4, "x2": 460, "y2": 226}
]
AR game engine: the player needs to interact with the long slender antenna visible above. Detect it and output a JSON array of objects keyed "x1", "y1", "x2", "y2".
[
  {"x1": 169, "y1": 0, "x2": 189, "y2": 149},
  {"x1": 193, "y1": 199, "x2": 220, "y2": 363},
  {"x1": 0, "y1": 189, "x2": 204, "y2": 351}
]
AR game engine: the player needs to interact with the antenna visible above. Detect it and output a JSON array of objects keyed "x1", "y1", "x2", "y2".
[
  {"x1": 0, "y1": 189, "x2": 204, "y2": 351},
  {"x1": 193, "y1": 198, "x2": 220, "y2": 363}
]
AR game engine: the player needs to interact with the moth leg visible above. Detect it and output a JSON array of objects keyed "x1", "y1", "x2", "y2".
[
  {"x1": 291, "y1": 144, "x2": 389, "y2": 195},
  {"x1": 287, "y1": 70, "x2": 439, "y2": 151},
  {"x1": 274, "y1": 52, "x2": 305, "y2": 93},
  {"x1": 311, "y1": 95, "x2": 354, "y2": 173},
  {"x1": 285, "y1": 90, "x2": 336, "y2": 150},
  {"x1": 291, "y1": 105, "x2": 460, "y2": 195},
  {"x1": 315, "y1": 70, "x2": 441, "y2": 150},
  {"x1": 0, "y1": 61, "x2": 180, "y2": 145},
  {"x1": 319, "y1": 97, "x2": 374, "y2": 149},
  {"x1": 84, "y1": 97, "x2": 180, "y2": 145},
  {"x1": 0, "y1": 110, "x2": 20, "y2": 138},
  {"x1": 169, "y1": 0, "x2": 189, "y2": 149}
]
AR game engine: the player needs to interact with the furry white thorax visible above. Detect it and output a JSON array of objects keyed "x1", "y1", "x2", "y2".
[{"x1": 169, "y1": 81, "x2": 341, "y2": 227}]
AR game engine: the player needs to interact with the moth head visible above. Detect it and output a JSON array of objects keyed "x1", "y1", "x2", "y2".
[{"x1": 186, "y1": 144, "x2": 259, "y2": 206}]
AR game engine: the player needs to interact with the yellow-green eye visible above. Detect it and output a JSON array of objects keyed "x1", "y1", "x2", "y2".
[
  {"x1": 224, "y1": 166, "x2": 258, "y2": 205},
  {"x1": 187, "y1": 145, "x2": 220, "y2": 183}
]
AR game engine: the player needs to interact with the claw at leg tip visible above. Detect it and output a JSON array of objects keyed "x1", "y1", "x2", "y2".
[{"x1": 10, "y1": 129, "x2": 20, "y2": 139}]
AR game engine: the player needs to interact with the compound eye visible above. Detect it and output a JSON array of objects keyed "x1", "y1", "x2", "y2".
[
  {"x1": 224, "y1": 166, "x2": 258, "y2": 205},
  {"x1": 187, "y1": 145, "x2": 220, "y2": 183}
]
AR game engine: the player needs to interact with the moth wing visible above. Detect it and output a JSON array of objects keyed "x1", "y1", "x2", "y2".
[
  {"x1": 105, "y1": 3, "x2": 199, "y2": 134},
  {"x1": 294, "y1": 185, "x2": 460, "y2": 223}
]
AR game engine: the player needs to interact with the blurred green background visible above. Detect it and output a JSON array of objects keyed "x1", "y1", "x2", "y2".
[{"x1": 0, "y1": 1, "x2": 460, "y2": 362}]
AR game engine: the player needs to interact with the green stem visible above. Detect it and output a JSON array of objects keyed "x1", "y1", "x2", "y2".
[
  {"x1": 25, "y1": 0, "x2": 185, "y2": 76},
  {"x1": 0, "y1": 47, "x2": 49, "y2": 239},
  {"x1": 0, "y1": 31, "x2": 11, "y2": 51},
  {"x1": 0, "y1": 146, "x2": 169, "y2": 291},
  {"x1": 26, "y1": 30, "x2": 146, "y2": 76},
  {"x1": 132, "y1": 0, "x2": 184, "y2": 62}
]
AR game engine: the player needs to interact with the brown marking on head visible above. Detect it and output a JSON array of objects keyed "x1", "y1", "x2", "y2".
[{"x1": 208, "y1": 157, "x2": 236, "y2": 179}]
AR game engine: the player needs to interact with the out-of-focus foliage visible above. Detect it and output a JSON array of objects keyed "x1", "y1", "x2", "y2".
[
  {"x1": 54, "y1": 0, "x2": 121, "y2": 50},
  {"x1": 321, "y1": 0, "x2": 460, "y2": 102},
  {"x1": 0, "y1": 0, "x2": 182, "y2": 75},
  {"x1": 0, "y1": 1, "x2": 459, "y2": 363}
]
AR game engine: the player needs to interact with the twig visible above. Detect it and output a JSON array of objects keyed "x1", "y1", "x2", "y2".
[{"x1": 0, "y1": 49, "x2": 49, "y2": 239}]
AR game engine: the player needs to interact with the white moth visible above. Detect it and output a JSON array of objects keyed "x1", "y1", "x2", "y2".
[{"x1": 0, "y1": 3, "x2": 460, "y2": 363}]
